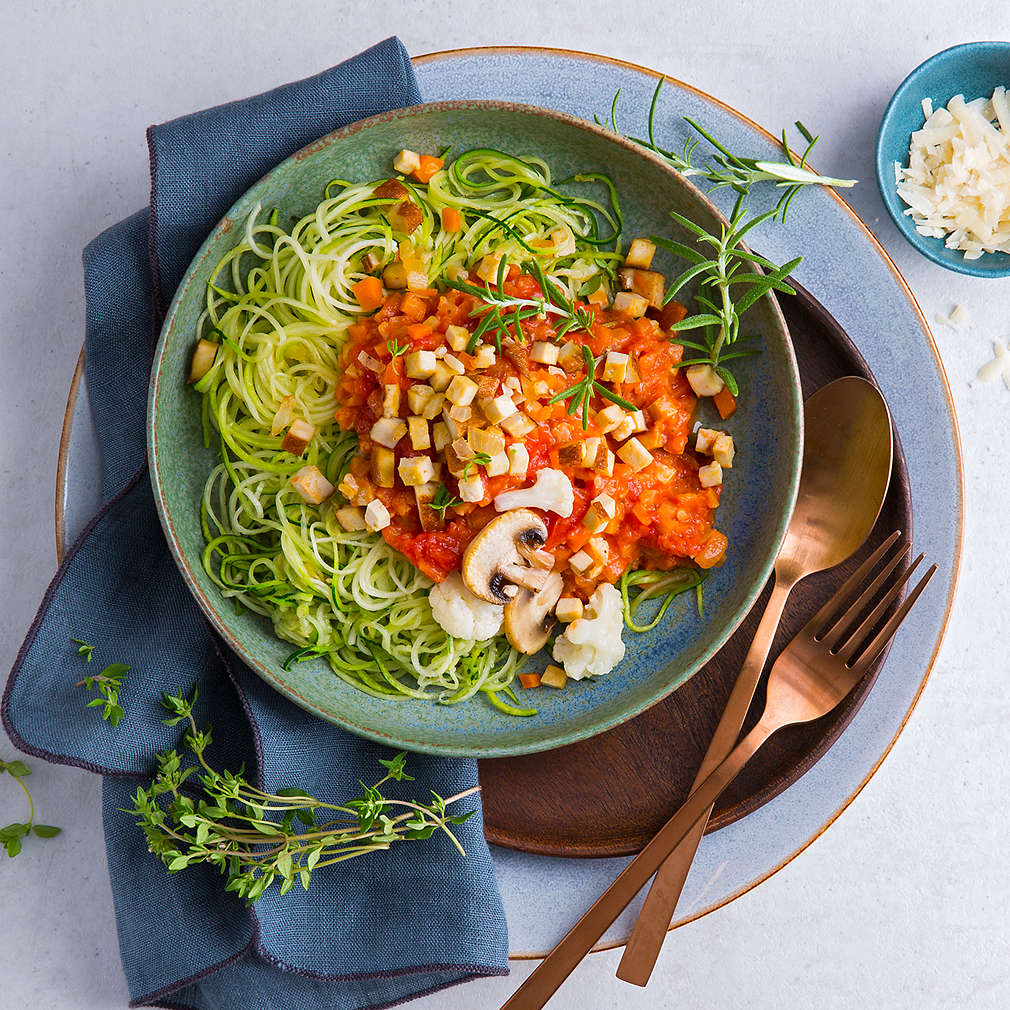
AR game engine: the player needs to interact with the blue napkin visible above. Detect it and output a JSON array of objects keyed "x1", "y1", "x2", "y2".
[{"x1": 3, "y1": 38, "x2": 509, "y2": 1009}]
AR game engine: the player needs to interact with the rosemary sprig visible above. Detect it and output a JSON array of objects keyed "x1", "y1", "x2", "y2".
[
  {"x1": 610, "y1": 78, "x2": 856, "y2": 220},
  {"x1": 126, "y1": 687, "x2": 478, "y2": 903},
  {"x1": 429, "y1": 484, "x2": 461, "y2": 519},
  {"x1": 548, "y1": 344, "x2": 636, "y2": 429},
  {"x1": 0, "y1": 759, "x2": 61, "y2": 857},
  {"x1": 654, "y1": 198, "x2": 801, "y2": 394},
  {"x1": 76, "y1": 662, "x2": 129, "y2": 727},
  {"x1": 447, "y1": 257, "x2": 595, "y2": 354}
]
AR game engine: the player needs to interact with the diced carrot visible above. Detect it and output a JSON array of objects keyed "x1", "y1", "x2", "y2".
[
  {"x1": 441, "y1": 206, "x2": 462, "y2": 232},
  {"x1": 406, "y1": 322, "x2": 433, "y2": 341},
  {"x1": 412, "y1": 155, "x2": 444, "y2": 184},
  {"x1": 353, "y1": 276, "x2": 384, "y2": 312},
  {"x1": 713, "y1": 387, "x2": 737, "y2": 419},
  {"x1": 348, "y1": 322, "x2": 370, "y2": 341},
  {"x1": 400, "y1": 292, "x2": 427, "y2": 322},
  {"x1": 694, "y1": 529, "x2": 728, "y2": 569},
  {"x1": 518, "y1": 672, "x2": 542, "y2": 689}
]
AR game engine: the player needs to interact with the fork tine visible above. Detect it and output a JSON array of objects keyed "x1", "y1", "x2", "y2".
[
  {"x1": 849, "y1": 563, "x2": 938, "y2": 674},
  {"x1": 810, "y1": 531, "x2": 904, "y2": 647},
  {"x1": 835, "y1": 553, "x2": 923, "y2": 663}
]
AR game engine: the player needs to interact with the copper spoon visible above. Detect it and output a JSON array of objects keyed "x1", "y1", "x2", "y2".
[
  {"x1": 499, "y1": 531, "x2": 934, "y2": 1010},
  {"x1": 616, "y1": 375, "x2": 894, "y2": 985}
]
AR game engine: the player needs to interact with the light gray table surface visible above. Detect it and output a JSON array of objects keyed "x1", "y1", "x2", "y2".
[{"x1": 1, "y1": 2, "x2": 1007, "y2": 1007}]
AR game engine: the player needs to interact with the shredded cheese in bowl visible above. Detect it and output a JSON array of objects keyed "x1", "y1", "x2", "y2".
[{"x1": 896, "y1": 88, "x2": 1010, "y2": 259}]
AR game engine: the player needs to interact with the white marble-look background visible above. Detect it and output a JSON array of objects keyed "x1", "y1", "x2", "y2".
[{"x1": 1, "y1": 2, "x2": 1007, "y2": 1007}]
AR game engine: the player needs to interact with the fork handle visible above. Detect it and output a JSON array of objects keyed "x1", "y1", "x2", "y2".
[
  {"x1": 617, "y1": 574, "x2": 797, "y2": 985},
  {"x1": 500, "y1": 718, "x2": 776, "y2": 1010}
]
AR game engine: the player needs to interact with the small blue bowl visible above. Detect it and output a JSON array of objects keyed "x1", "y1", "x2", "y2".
[{"x1": 876, "y1": 41, "x2": 1010, "y2": 278}]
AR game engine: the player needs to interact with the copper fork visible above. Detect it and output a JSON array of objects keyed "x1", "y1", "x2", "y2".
[{"x1": 500, "y1": 533, "x2": 936, "y2": 1010}]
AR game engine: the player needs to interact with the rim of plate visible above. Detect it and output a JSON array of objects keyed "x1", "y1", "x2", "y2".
[
  {"x1": 145, "y1": 97, "x2": 803, "y2": 759},
  {"x1": 56, "y1": 46, "x2": 963, "y2": 955}
]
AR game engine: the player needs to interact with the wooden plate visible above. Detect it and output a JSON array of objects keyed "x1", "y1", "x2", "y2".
[{"x1": 478, "y1": 279, "x2": 913, "y2": 857}]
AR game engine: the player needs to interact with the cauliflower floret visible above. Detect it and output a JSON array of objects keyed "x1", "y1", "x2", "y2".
[
  {"x1": 552, "y1": 583, "x2": 626, "y2": 680},
  {"x1": 429, "y1": 572, "x2": 505, "y2": 641},
  {"x1": 493, "y1": 468, "x2": 574, "y2": 517}
]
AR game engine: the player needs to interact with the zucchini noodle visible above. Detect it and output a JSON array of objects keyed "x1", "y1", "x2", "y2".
[{"x1": 192, "y1": 149, "x2": 621, "y2": 707}]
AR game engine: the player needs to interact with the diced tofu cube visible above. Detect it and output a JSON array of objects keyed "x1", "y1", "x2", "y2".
[
  {"x1": 432, "y1": 421, "x2": 451, "y2": 452},
  {"x1": 413, "y1": 482, "x2": 443, "y2": 531},
  {"x1": 405, "y1": 267, "x2": 428, "y2": 290},
  {"x1": 611, "y1": 414, "x2": 637, "y2": 443},
  {"x1": 480, "y1": 393, "x2": 517, "y2": 424},
  {"x1": 371, "y1": 446, "x2": 396, "y2": 488},
  {"x1": 530, "y1": 341, "x2": 559, "y2": 365},
  {"x1": 594, "y1": 403, "x2": 625, "y2": 434},
  {"x1": 407, "y1": 384, "x2": 435, "y2": 415},
  {"x1": 583, "y1": 492, "x2": 616, "y2": 533},
  {"x1": 551, "y1": 228, "x2": 576, "y2": 256},
  {"x1": 712, "y1": 433, "x2": 735, "y2": 468},
  {"x1": 580, "y1": 437, "x2": 601, "y2": 467},
  {"x1": 188, "y1": 338, "x2": 218, "y2": 383},
  {"x1": 382, "y1": 384, "x2": 401, "y2": 419},
  {"x1": 468, "y1": 426, "x2": 506, "y2": 457},
  {"x1": 291, "y1": 465, "x2": 334, "y2": 505},
  {"x1": 392, "y1": 149, "x2": 421, "y2": 174},
  {"x1": 500, "y1": 411, "x2": 535, "y2": 438},
  {"x1": 370, "y1": 417, "x2": 407, "y2": 448},
  {"x1": 445, "y1": 374, "x2": 478, "y2": 406},
  {"x1": 555, "y1": 598, "x2": 584, "y2": 623},
  {"x1": 698, "y1": 461, "x2": 723, "y2": 487},
  {"x1": 629, "y1": 411, "x2": 646, "y2": 433},
  {"x1": 382, "y1": 262, "x2": 407, "y2": 289},
  {"x1": 507, "y1": 443, "x2": 530, "y2": 476},
  {"x1": 625, "y1": 238, "x2": 656, "y2": 269},
  {"x1": 472, "y1": 344, "x2": 496, "y2": 369},
  {"x1": 557, "y1": 341, "x2": 582, "y2": 370},
  {"x1": 594, "y1": 447, "x2": 615, "y2": 477},
  {"x1": 485, "y1": 451, "x2": 510, "y2": 477},
  {"x1": 585, "y1": 284, "x2": 609, "y2": 307},
  {"x1": 558, "y1": 443, "x2": 583, "y2": 467},
  {"x1": 405, "y1": 350, "x2": 437, "y2": 380},
  {"x1": 602, "y1": 351, "x2": 629, "y2": 383},
  {"x1": 407, "y1": 416, "x2": 430, "y2": 450},
  {"x1": 586, "y1": 537, "x2": 609, "y2": 566},
  {"x1": 695, "y1": 427, "x2": 719, "y2": 455},
  {"x1": 475, "y1": 253, "x2": 502, "y2": 282},
  {"x1": 445, "y1": 324, "x2": 470, "y2": 351},
  {"x1": 421, "y1": 392, "x2": 445, "y2": 420},
  {"x1": 429, "y1": 361, "x2": 456, "y2": 392},
  {"x1": 388, "y1": 200, "x2": 423, "y2": 235},
  {"x1": 397, "y1": 455, "x2": 436, "y2": 487},
  {"x1": 541, "y1": 664, "x2": 568, "y2": 689},
  {"x1": 568, "y1": 550, "x2": 595, "y2": 575},
  {"x1": 447, "y1": 403, "x2": 471, "y2": 423},
  {"x1": 616, "y1": 437, "x2": 654, "y2": 472},
  {"x1": 685, "y1": 364, "x2": 725, "y2": 398},
  {"x1": 612, "y1": 291, "x2": 649, "y2": 317},
  {"x1": 364, "y1": 499, "x2": 391, "y2": 531},
  {"x1": 282, "y1": 418, "x2": 315, "y2": 455},
  {"x1": 334, "y1": 506, "x2": 366, "y2": 531},
  {"x1": 457, "y1": 473, "x2": 485, "y2": 503}
]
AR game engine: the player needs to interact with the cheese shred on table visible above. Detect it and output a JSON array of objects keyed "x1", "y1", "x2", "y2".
[{"x1": 895, "y1": 88, "x2": 1010, "y2": 259}]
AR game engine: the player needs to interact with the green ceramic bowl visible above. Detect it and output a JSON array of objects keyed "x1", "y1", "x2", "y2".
[{"x1": 149, "y1": 101, "x2": 802, "y2": 757}]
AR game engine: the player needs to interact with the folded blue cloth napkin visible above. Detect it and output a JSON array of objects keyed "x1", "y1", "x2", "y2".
[{"x1": 3, "y1": 37, "x2": 509, "y2": 1010}]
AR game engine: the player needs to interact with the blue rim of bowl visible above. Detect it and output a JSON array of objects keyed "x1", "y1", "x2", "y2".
[
  {"x1": 147, "y1": 99, "x2": 803, "y2": 758},
  {"x1": 875, "y1": 41, "x2": 1010, "y2": 278}
]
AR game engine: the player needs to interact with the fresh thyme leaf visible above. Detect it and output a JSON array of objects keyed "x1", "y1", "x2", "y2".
[
  {"x1": 462, "y1": 452, "x2": 492, "y2": 478},
  {"x1": 76, "y1": 662, "x2": 129, "y2": 727},
  {"x1": 71, "y1": 638, "x2": 94, "y2": 662},
  {"x1": 429, "y1": 485, "x2": 461, "y2": 519},
  {"x1": 0, "y1": 757, "x2": 60, "y2": 856},
  {"x1": 386, "y1": 338, "x2": 408, "y2": 358},
  {"x1": 123, "y1": 688, "x2": 477, "y2": 902}
]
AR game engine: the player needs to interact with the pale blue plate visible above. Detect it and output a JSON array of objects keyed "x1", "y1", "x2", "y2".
[
  {"x1": 60, "y1": 47, "x2": 962, "y2": 957},
  {"x1": 876, "y1": 41, "x2": 1010, "y2": 277}
]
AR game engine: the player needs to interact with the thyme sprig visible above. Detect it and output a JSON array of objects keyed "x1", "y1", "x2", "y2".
[
  {"x1": 548, "y1": 344, "x2": 636, "y2": 429},
  {"x1": 126, "y1": 687, "x2": 478, "y2": 903},
  {"x1": 76, "y1": 662, "x2": 130, "y2": 727},
  {"x1": 462, "y1": 451, "x2": 492, "y2": 478},
  {"x1": 386, "y1": 338, "x2": 409, "y2": 358},
  {"x1": 653, "y1": 198, "x2": 801, "y2": 394},
  {"x1": 430, "y1": 484, "x2": 461, "y2": 519},
  {"x1": 610, "y1": 78, "x2": 856, "y2": 220},
  {"x1": 0, "y1": 759, "x2": 61, "y2": 857},
  {"x1": 71, "y1": 637, "x2": 94, "y2": 662},
  {"x1": 447, "y1": 257, "x2": 595, "y2": 354}
]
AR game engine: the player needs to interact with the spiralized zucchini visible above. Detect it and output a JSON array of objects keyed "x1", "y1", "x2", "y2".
[{"x1": 192, "y1": 149, "x2": 620, "y2": 705}]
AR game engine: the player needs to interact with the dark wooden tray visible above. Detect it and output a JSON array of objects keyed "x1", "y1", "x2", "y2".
[{"x1": 478, "y1": 280, "x2": 912, "y2": 857}]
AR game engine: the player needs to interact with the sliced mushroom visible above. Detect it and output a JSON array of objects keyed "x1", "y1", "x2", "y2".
[
  {"x1": 461, "y1": 509, "x2": 552, "y2": 605},
  {"x1": 504, "y1": 571, "x2": 564, "y2": 654}
]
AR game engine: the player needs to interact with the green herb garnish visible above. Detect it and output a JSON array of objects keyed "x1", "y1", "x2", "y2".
[
  {"x1": 0, "y1": 759, "x2": 61, "y2": 857},
  {"x1": 462, "y1": 452, "x2": 492, "y2": 478},
  {"x1": 126, "y1": 687, "x2": 477, "y2": 903},
  {"x1": 548, "y1": 344, "x2": 636, "y2": 429},
  {"x1": 430, "y1": 484, "x2": 461, "y2": 519},
  {"x1": 71, "y1": 637, "x2": 94, "y2": 662},
  {"x1": 386, "y1": 338, "x2": 409, "y2": 358},
  {"x1": 77, "y1": 663, "x2": 129, "y2": 727}
]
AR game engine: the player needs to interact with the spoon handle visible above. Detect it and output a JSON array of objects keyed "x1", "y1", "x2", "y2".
[{"x1": 616, "y1": 571, "x2": 797, "y2": 986}]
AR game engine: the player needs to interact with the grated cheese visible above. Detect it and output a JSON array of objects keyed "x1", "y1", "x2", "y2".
[{"x1": 895, "y1": 88, "x2": 1010, "y2": 259}]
